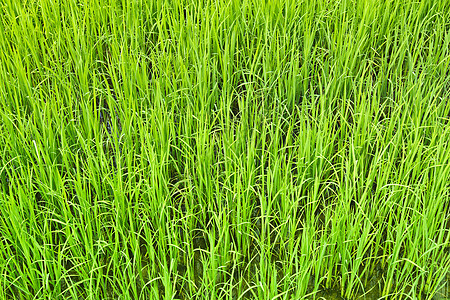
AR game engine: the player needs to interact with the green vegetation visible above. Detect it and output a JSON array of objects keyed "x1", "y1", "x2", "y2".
[{"x1": 0, "y1": 0, "x2": 449, "y2": 299}]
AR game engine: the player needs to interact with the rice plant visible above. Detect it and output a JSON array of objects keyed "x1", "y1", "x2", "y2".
[{"x1": 0, "y1": 0, "x2": 449, "y2": 299}]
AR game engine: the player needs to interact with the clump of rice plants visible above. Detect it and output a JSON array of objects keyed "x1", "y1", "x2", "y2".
[{"x1": 0, "y1": 0, "x2": 449, "y2": 299}]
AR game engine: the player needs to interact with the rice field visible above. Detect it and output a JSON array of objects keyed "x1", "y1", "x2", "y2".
[{"x1": 0, "y1": 0, "x2": 449, "y2": 299}]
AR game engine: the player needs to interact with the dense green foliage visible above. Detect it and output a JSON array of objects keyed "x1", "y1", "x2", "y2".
[{"x1": 0, "y1": 0, "x2": 449, "y2": 299}]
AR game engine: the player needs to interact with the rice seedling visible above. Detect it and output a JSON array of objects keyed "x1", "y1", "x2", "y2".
[{"x1": 0, "y1": 0, "x2": 449, "y2": 299}]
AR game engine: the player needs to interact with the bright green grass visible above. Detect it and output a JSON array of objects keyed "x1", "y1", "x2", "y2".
[{"x1": 0, "y1": 0, "x2": 449, "y2": 299}]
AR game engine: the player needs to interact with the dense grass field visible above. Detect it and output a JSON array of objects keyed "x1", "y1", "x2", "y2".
[{"x1": 1, "y1": 0, "x2": 449, "y2": 299}]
